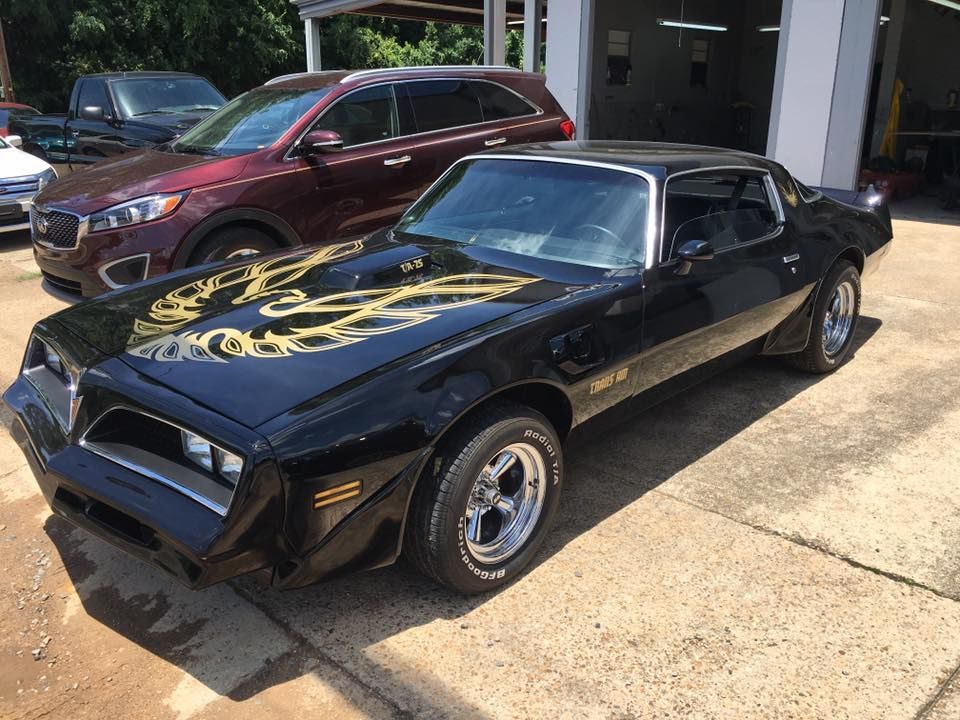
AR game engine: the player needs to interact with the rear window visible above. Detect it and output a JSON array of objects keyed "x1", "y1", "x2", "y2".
[
  {"x1": 471, "y1": 81, "x2": 538, "y2": 120},
  {"x1": 405, "y1": 80, "x2": 483, "y2": 133}
]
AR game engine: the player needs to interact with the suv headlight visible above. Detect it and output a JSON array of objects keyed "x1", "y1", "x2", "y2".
[
  {"x1": 36, "y1": 168, "x2": 57, "y2": 192},
  {"x1": 88, "y1": 192, "x2": 187, "y2": 233}
]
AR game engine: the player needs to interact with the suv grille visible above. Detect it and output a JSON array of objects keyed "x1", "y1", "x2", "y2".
[{"x1": 32, "y1": 208, "x2": 80, "y2": 249}]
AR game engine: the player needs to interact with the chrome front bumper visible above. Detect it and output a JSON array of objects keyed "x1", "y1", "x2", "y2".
[{"x1": 0, "y1": 198, "x2": 32, "y2": 234}]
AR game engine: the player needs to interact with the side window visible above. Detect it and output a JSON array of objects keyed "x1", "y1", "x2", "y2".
[
  {"x1": 313, "y1": 85, "x2": 398, "y2": 148},
  {"x1": 404, "y1": 80, "x2": 483, "y2": 133},
  {"x1": 663, "y1": 172, "x2": 780, "y2": 261},
  {"x1": 77, "y1": 80, "x2": 113, "y2": 117},
  {"x1": 470, "y1": 81, "x2": 537, "y2": 121}
]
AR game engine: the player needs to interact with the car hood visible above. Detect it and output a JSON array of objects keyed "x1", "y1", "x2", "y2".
[
  {"x1": 34, "y1": 149, "x2": 248, "y2": 215},
  {"x1": 53, "y1": 233, "x2": 578, "y2": 427},
  {"x1": 0, "y1": 145, "x2": 51, "y2": 178}
]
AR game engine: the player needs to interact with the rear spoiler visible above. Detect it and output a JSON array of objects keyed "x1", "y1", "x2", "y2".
[{"x1": 814, "y1": 184, "x2": 892, "y2": 234}]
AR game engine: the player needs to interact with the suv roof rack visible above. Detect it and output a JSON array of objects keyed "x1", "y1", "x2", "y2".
[
  {"x1": 264, "y1": 72, "x2": 330, "y2": 86},
  {"x1": 339, "y1": 65, "x2": 519, "y2": 83}
]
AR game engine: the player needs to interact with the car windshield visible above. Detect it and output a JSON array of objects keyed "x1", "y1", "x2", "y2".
[
  {"x1": 0, "y1": 137, "x2": 8, "y2": 149},
  {"x1": 396, "y1": 158, "x2": 649, "y2": 269},
  {"x1": 169, "y1": 87, "x2": 331, "y2": 157},
  {"x1": 111, "y1": 77, "x2": 226, "y2": 118}
]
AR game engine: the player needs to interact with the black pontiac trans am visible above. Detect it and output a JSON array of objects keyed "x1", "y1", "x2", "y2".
[{"x1": 4, "y1": 143, "x2": 892, "y2": 594}]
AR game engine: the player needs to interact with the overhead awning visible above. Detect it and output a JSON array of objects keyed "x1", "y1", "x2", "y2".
[{"x1": 294, "y1": 0, "x2": 530, "y2": 26}]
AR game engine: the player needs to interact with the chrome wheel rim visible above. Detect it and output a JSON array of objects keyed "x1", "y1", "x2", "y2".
[
  {"x1": 822, "y1": 280, "x2": 856, "y2": 356},
  {"x1": 464, "y1": 443, "x2": 547, "y2": 564},
  {"x1": 225, "y1": 248, "x2": 262, "y2": 259}
]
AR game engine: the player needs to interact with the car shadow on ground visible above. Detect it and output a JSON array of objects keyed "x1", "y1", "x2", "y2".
[{"x1": 42, "y1": 317, "x2": 882, "y2": 715}]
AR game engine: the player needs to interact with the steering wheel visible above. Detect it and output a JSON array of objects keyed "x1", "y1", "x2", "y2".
[{"x1": 573, "y1": 224, "x2": 621, "y2": 244}]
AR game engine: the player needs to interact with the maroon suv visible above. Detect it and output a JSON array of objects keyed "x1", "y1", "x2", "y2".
[{"x1": 30, "y1": 66, "x2": 573, "y2": 297}]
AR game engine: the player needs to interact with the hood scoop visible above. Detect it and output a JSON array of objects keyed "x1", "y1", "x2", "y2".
[{"x1": 324, "y1": 244, "x2": 433, "y2": 290}]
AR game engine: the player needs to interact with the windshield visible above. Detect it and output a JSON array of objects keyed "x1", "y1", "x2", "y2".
[
  {"x1": 0, "y1": 137, "x2": 8, "y2": 149},
  {"x1": 169, "y1": 87, "x2": 331, "y2": 157},
  {"x1": 396, "y1": 159, "x2": 649, "y2": 269},
  {"x1": 111, "y1": 77, "x2": 226, "y2": 118}
]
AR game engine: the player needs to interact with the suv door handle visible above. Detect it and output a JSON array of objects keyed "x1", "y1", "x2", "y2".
[
  {"x1": 484, "y1": 137, "x2": 507, "y2": 147},
  {"x1": 384, "y1": 155, "x2": 412, "y2": 167}
]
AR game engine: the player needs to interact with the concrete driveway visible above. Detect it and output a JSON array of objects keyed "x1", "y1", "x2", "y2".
[{"x1": 1, "y1": 212, "x2": 959, "y2": 720}]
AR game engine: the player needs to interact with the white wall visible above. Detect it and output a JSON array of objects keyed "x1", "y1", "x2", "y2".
[
  {"x1": 767, "y1": 0, "x2": 879, "y2": 188},
  {"x1": 544, "y1": 0, "x2": 594, "y2": 134}
]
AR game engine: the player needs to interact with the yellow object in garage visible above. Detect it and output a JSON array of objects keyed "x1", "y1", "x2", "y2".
[{"x1": 879, "y1": 79, "x2": 904, "y2": 160}]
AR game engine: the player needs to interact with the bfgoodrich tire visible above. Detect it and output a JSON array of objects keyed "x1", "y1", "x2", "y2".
[
  {"x1": 786, "y1": 260, "x2": 861, "y2": 373},
  {"x1": 404, "y1": 401, "x2": 563, "y2": 594},
  {"x1": 188, "y1": 226, "x2": 278, "y2": 266}
]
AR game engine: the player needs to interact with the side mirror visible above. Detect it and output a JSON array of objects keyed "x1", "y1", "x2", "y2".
[
  {"x1": 80, "y1": 105, "x2": 106, "y2": 122},
  {"x1": 298, "y1": 130, "x2": 343, "y2": 156},
  {"x1": 6, "y1": 134, "x2": 22, "y2": 148},
  {"x1": 675, "y1": 239, "x2": 714, "y2": 276}
]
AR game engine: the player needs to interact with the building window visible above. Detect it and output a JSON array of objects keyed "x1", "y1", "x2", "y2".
[
  {"x1": 607, "y1": 29, "x2": 632, "y2": 85},
  {"x1": 690, "y1": 39, "x2": 710, "y2": 87}
]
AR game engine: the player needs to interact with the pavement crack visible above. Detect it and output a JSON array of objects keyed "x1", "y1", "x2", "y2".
[
  {"x1": 230, "y1": 580, "x2": 410, "y2": 718},
  {"x1": 650, "y1": 487, "x2": 960, "y2": 603},
  {"x1": 914, "y1": 656, "x2": 960, "y2": 720}
]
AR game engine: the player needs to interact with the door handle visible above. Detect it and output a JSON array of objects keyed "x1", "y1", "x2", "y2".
[
  {"x1": 484, "y1": 137, "x2": 507, "y2": 147},
  {"x1": 70, "y1": 130, "x2": 80, "y2": 138},
  {"x1": 383, "y1": 155, "x2": 412, "y2": 167},
  {"x1": 783, "y1": 253, "x2": 800, "y2": 263}
]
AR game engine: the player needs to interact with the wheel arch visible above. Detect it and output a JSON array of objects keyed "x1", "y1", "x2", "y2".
[
  {"x1": 172, "y1": 208, "x2": 302, "y2": 269},
  {"x1": 763, "y1": 245, "x2": 864, "y2": 356},
  {"x1": 435, "y1": 379, "x2": 574, "y2": 448}
]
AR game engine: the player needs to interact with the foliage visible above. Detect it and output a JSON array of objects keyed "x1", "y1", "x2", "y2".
[{"x1": 0, "y1": 1, "x2": 525, "y2": 111}]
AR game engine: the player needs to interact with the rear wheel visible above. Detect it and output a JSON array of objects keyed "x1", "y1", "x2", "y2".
[
  {"x1": 785, "y1": 260, "x2": 861, "y2": 373},
  {"x1": 404, "y1": 401, "x2": 563, "y2": 594},
  {"x1": 188, "y1": 226, "x2": 278, "y2": 266}
]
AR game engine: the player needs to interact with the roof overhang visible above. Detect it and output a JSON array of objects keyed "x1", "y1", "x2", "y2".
[{"x1": 293, "y1": 0, "x2": 530, "y2": 26}]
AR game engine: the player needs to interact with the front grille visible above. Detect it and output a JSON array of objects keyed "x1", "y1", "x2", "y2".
[
  {"x1": 41, "y1": 270, "x2": 83, "y2": 296},
  {"x1": 0, "y1": 176, "x2": 39, "y2": 198},
  {"x1": 32, "y1": 208, "x2": 80, "y2": 249}
]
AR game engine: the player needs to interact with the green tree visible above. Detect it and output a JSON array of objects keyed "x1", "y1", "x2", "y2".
[{"x1": 1, "y1": 1, "x2": 524, "y2": 110}]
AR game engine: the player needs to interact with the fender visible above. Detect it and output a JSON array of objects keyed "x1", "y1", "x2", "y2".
[
  {"x1": 273, "y1": 376, "x2": 573, "y2": 588},
  {"x1": 171, "y1": 208, "x2": 302, "y2": 269}
]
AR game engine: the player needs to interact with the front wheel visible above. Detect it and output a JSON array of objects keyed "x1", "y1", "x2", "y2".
[
  {"x1": 188, "y1": 226, "x2": 278, "y2": 266},
  {"x1": 786, "y1": 260, "x2": 861, "y2": 373},
  {"x1": 404, "y1": 402, "x2": 563, "y2": 594}
]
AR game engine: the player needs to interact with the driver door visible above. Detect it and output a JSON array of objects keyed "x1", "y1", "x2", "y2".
[{"x1": 636, "y1": 170, "x2": 806, "y2": 397}]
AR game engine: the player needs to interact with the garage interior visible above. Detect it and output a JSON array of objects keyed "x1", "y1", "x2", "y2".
[
  {"x1": 863, "y1": 0, "x2": 960, "y2": 207},
  {"x1": 588, "y1": 0, "x2": 782, "y2": 155}
]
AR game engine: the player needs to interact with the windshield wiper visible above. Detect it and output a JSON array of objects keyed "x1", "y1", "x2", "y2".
[
  {"x1": 130, "y1": 110, "x2": 177, "y2": 117},
  {"x1": 174, "y1": 146, "x2": 221, "y2": 156}
]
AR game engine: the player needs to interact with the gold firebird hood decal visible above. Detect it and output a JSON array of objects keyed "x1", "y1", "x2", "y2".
[{"x1": 126, "y1": 240, "x2": 539, "y2": 363}]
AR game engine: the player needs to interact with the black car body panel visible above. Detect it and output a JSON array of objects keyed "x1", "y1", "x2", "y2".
[{"x1": 4, "y1": 142, "x2": 893, "y2": 589}]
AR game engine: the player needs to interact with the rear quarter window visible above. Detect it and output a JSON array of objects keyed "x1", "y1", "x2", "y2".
[{"x1": 470, "y1": 81, "x2": 538, "y2": 121}]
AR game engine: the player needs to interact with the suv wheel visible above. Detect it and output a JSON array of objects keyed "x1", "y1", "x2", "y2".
[
  {"x1": 404, "y1": 401, "x2": 563, "y2": 594},
  {"x1": 189, "y1": 226, "x2": 278, "y2": 266}
]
